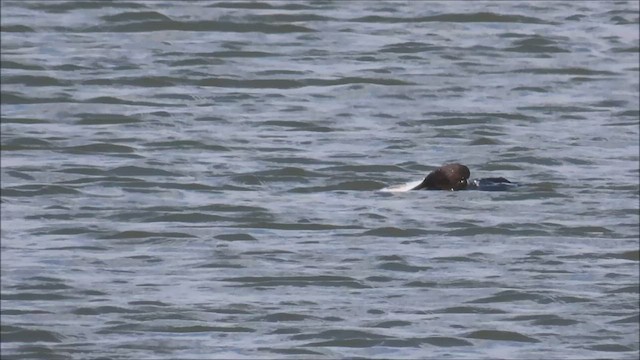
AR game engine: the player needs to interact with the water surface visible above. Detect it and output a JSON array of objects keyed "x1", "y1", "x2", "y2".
[{"x1": 1, "y1": 1, "x2": 639, "y2": 359}]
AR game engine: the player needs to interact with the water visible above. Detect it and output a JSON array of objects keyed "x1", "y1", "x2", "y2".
[{"x1": 1, "y1": 1, "x2": 638, "y2": 359}]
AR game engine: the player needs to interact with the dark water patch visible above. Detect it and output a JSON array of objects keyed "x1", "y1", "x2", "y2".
[
  {"x1": 2, "y1": 75, "x2": 67, "y2": 86},
  {"x1": 102, "y1": 231, "x2": 196, "y2": 239},
  {"x1": 9, "y1": 281, "x2": 72, "y2": 291},
  {"x1": 560, "y1": 157, "x2": 594, "y2": 165},
  {"x1": 150, "y1": 325, "x2": 256, "y2": 333},
  {"x1": 56, "y1": 167, "x2": 107, "y2": 176},
  {"x1": 125, "y1": 255, "x2": 163, "y2": 263},
  {"x1": 365, "y1": 276, "x2": 397, "y2": 283},
  {"x1": 6, "y1": 170, "x2": 36, "y2": 181},
  {"x1": 262, "y1": 120, "x2": 333, "y2": 132},
  {"x1": 144, "y1": 213, "x2": 231, "y2": 223},
  {"x1": 380, "y1": 41, "x2": 444, "y2": 53},
  {"x1": 52, "y1": 64, "x2": 91, "y2": 71},
  {"x1": 605, "y1": 250, "x2": 640, "y2": 261},
  {"x1": 0, "y1": 117, "x2": 50, "y2": 124},
  {"x1": 197, "y1": 262, "x2": 244, "y2": 269},
  {"x1": 218, "y1": 184, "x2": 257, "y2": 191},
  {"x1": 240, "y1": 249, "x2": 293, "y2": 256},
  {"x1": 1, "y1": 24, "x2": 35, "y2": 32},
  {"x1": 606, "y1": 285, "x2": 639, "y2": 294},
  {"x1": 106, "y1": 166, "x2": 181, "y2": 177},
  {"x1": 533, "y1": 317, "x2": 579, "y2": 326},
  {"x1": 202, "y1": 307, "x2": 252, "y2": 315},
  {"x1": 416, "y1": 337, "x2": 474, "y2": 347},
  {"x1": 419, "y1": 116, "x2": 521, "y2": 126},
  {"x1": 199, "y1": 50, "x2": 279, "y2": 58},
  {"x1": 370, "y1": 320, "x2": 411, "y2": 328},
  {"x1": 95, "y1": 323, "x2": 143, "y2": 335},
  {"x1": 513, "y1": 67, "x2": 617, "y2": 76},
  {"x1": 403, "y1": 281, "x2": 438, "y2": 288},
  {"x1": 75, "y1": 113, "x2": 141, "y2": 125},
  {"x1": 101, "y1": 11, "x2": 172, "y2": 23},
  {"x1": 435, "y1": 306, "x2": 507, "y2": 314},
  {"x1": 58, "y1": 175, "x2": 145, "y2": 185},
  {"x1": 0, "y1": 347, "x2": 68, "y2": 360},
  {"x1": 27, "y1": 1, "x2": 145, "y2": 12},
  {"x1": 43, "y1": 246, "x2": 109, "y2": 252},
  {"x1": 196, "y1": 203, "x2": 269, "y2": 213},
  {"x1": 208, "y1": 1, "x2": 296, "y2": 9},
  {"x1": 221, "y1": 276, "x2": 370, "y2": 289},
  {"x1": 0, "y1": 91, "x2": 71, "y2": 104},
  {"x1": 83, "y1": 76, "x2": 179, "y2": 87},
  {"x1": 86, "y1": 20, "x2": 315, "y2": 33},
  {"x1": 255, "y1": 69, "x2": 309, "y2": 76},
  {"x1": 24, "y1": 276, "x2": 68, "y2": 283},
  {"x1": 465, "y1": 330, "x2": 540, "y2": 343},
  {"x1": 609, "y1": 314, "x2": 639, "y2": 324},
  {"x1": 215, "y1": 233, "x2": 257, "y2": 241},
  {"x1": 360, "y1": 227, "x2": 430, "y2": 237},
  {"x1": 255, "y1": 146, "x2": 302, "y2": 153},
  {"x1": 214, "y1": 2, "x2": 316, "y2": 10},
  {"x1": 2, "y1": 309, "x2": 52, "y2": 315},
  {"x1": 377, "y1": 262, "x2": 431, "y2": 273},
  {"x1": 300, "y1": 339, "x2": 383, "y2": 347},
  {"x1": 447, "y1": 226, "x2": 548, "y2": 237},
  {"x1": 512, "y1": 86, "x2": 549, "y2": 92},
  {"x1": 432, "y1": 256, "x2": 480, "y2": 263},
  {"x1": 290, "y1": 180, "x2": 386, "y2": 193},
  {"x1": 2, "y1": 137, "x2": 54, "y2": 150},
  {"x1": 128, "y1": 300, "x2": 170, "y2": 307},
  {"x1": 72, "y1": 306, "x2": 140, "y2": 315},
  {"x1": 63, "y1": 143, "x2": 136, "y2": 154},
  {"x1": 25, "y1": 213, "x2": 94, "y2": 221},
  {"x1": 612, "y1": 46, "x2": 640, "y2": 53},
  {"x1": 254, "y1": 312, "x2": 317, "y2": 322},
  {"x1": 144, "y1": 140, "x2": 230, "y2": 152},
  {"x1": 1, "y1": 292, "x2": 76, "y2": 301},
  {"x1": 237, "y1": 222, "x2": 361, "y2": 231},
  {"x1": 506, "y1": 36, "x2": 569, "y2": 53},
  {"x1": 506, "y1": 314, "x2": 579, "y2": 326},
  {"x1": 2, "y1": 185, "x2": 80, "y2": 197},
  {"x1": 197, "y1": 76, "x2": 412, "y2": 89},
  {"x1": 591, "y1": 99, "x2": 629, "y2": 108},
  {"x1": 609, "y1": 15, "x2": 637, "y2": 25},
  {"x1": 351, "y1": 12, "x2": 549, "y2": 24},
  {"x1": 260, "y1": 347, "x2": 324, "y2": 355},
  {"x1": 467, "y1": 290, "x2": 548, "y2": 304},
  {"x1": 588, "y1": 344, "x2": 635, "y2": 352},
  {"x1": 137, "y1": 181, "x2": 219, "y2": 191},
  {"x1": 469, "y1": 137, "x2": 502, "y2": 145},
  {"x1": 1, "y1": 326, "x2": 64, "y2": 343},
  {"x1": 293, "y1": 329, "x2": 390, "y2": 341},
  {"x1": 248, "y1": 13, "x2": 334, "y2": 22},
  {"x1": 614, "y1": 109, "x2": 640, "y2": 117}
]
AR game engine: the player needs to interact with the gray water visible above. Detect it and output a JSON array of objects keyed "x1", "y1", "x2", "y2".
[{"x1": 1, "y1": 1, "x2": 639, "y2": 359}]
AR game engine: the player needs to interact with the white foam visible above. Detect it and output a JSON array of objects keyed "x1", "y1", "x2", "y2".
[{"x1": 379, "y1": 179, "x2": 422, "y2": 193}]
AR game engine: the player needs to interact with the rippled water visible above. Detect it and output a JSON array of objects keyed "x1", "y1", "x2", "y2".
[{"x1": 1, "y1": 1, "x2": 639, "y2": 359}]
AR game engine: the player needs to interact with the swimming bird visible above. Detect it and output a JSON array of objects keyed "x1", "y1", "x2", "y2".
[
  {"x1": 412, "y1": 163, "x2": 513, "y2": 191},
  {"x1": 412, "y1": 163, "x2": 470, "y2": 190}
]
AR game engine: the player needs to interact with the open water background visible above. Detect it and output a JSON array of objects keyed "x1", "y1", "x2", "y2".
[{"x1": 1, "y1": 1, "x2": 639, "y2": 359}]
